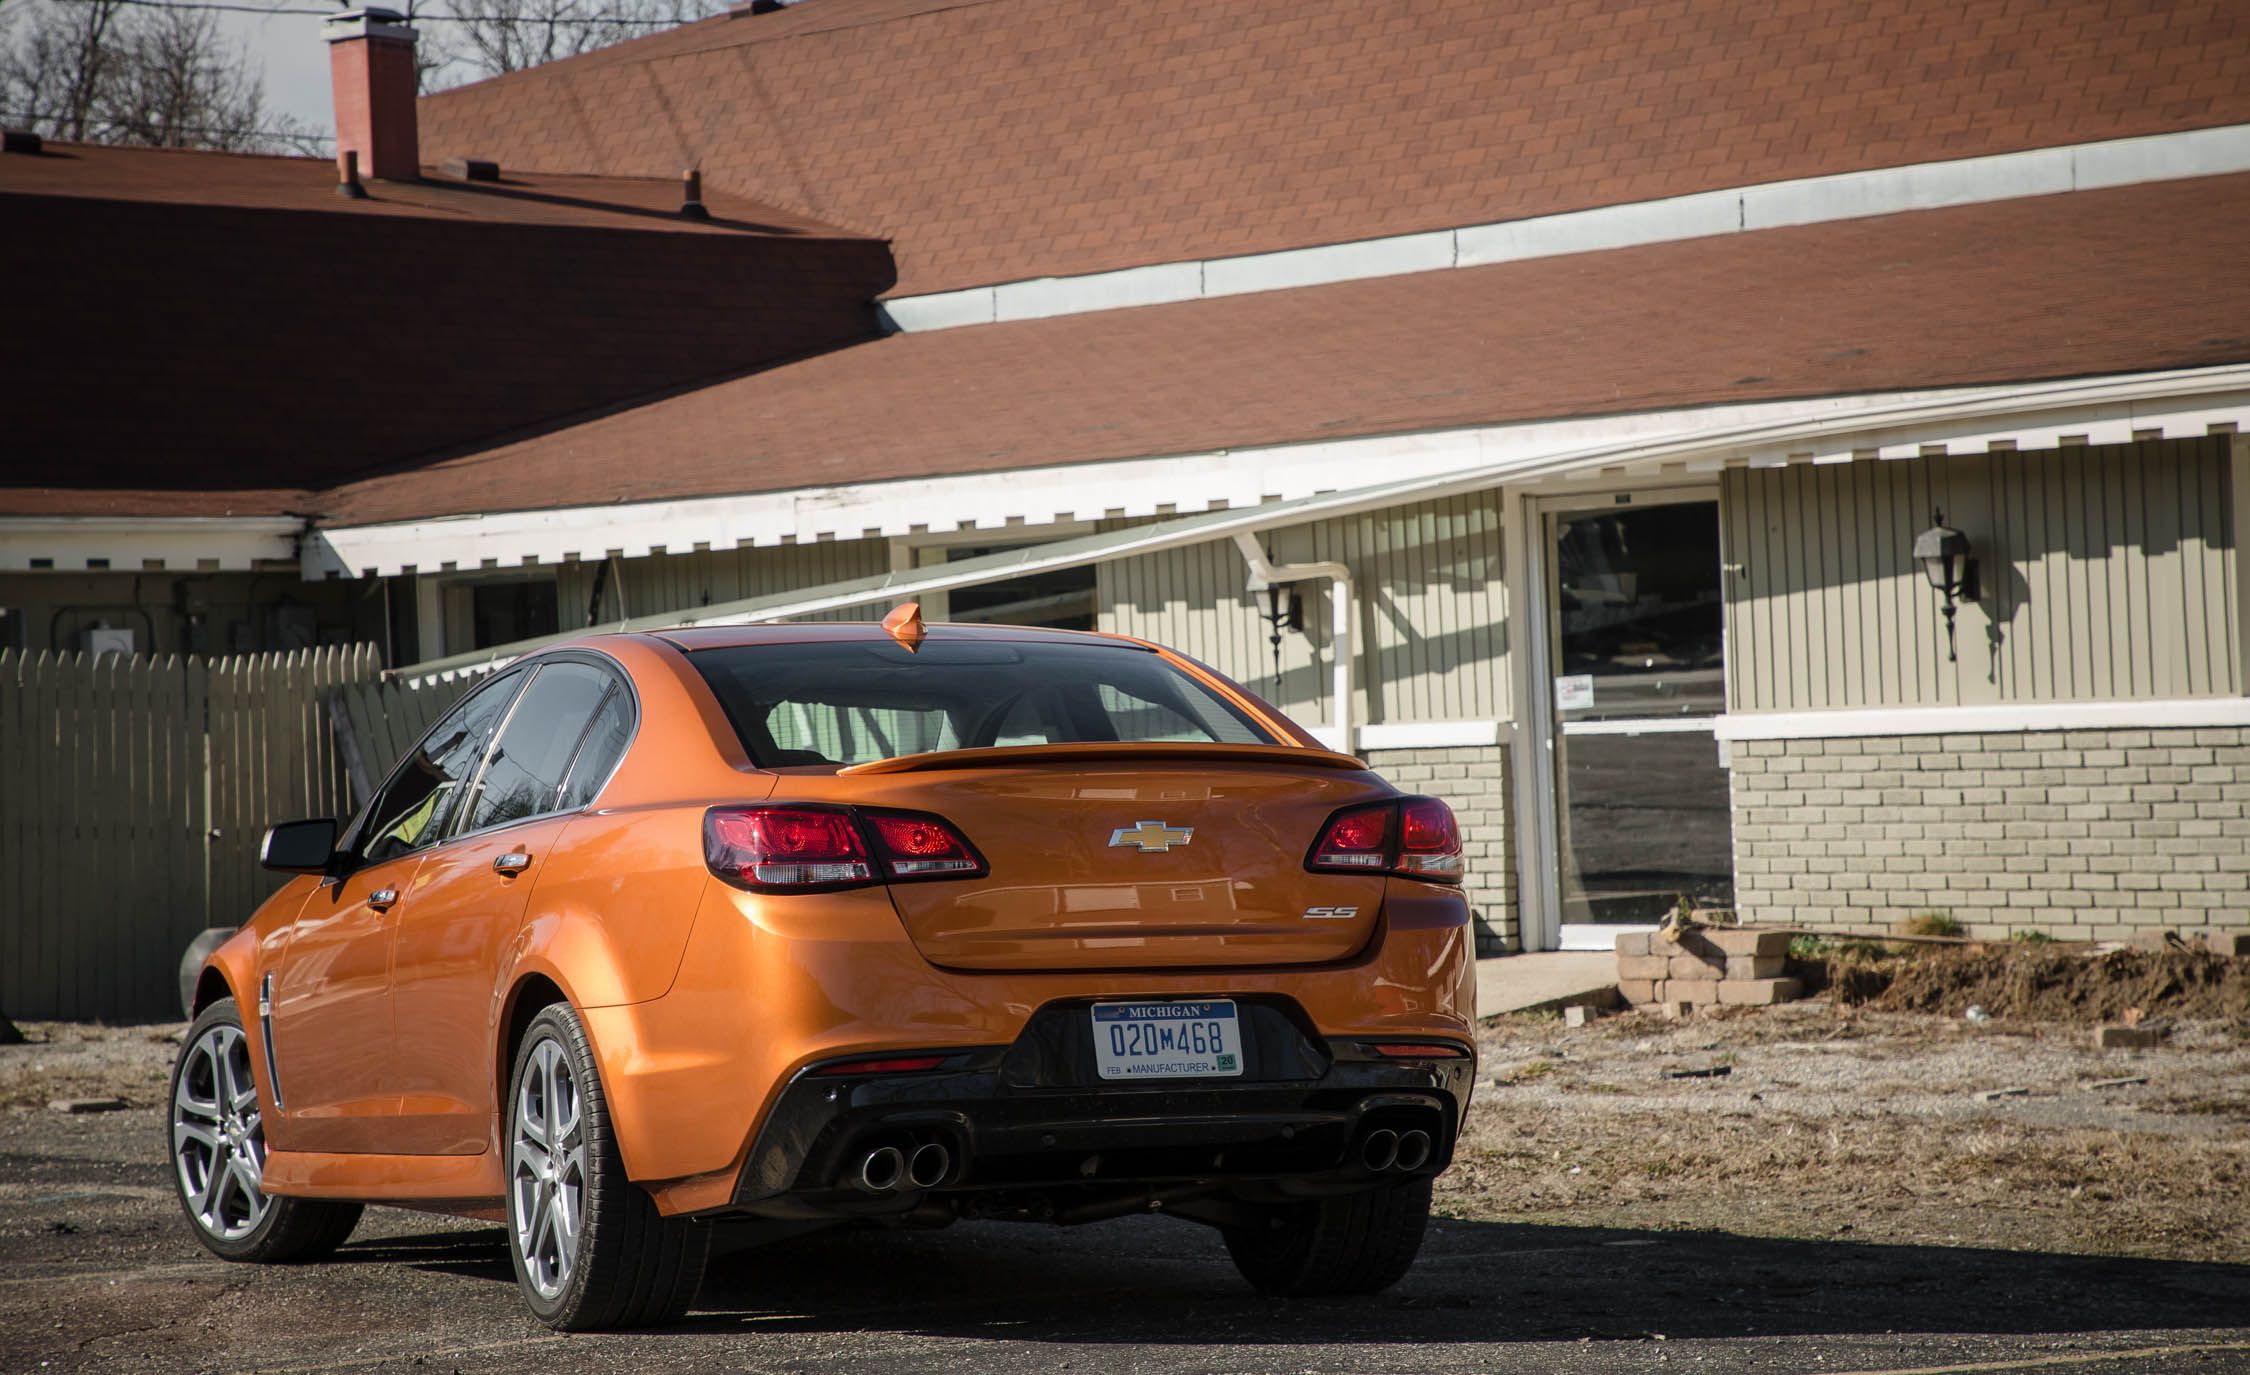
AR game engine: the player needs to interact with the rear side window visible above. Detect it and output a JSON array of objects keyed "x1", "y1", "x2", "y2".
[
  {"x1": 358, "y1": 670, "x2": 523, "y2": 863},
  {"x1": 463, "y1": 661, "x2": 618, "y2": 832},
  {"x1": 692, "y1": 639, "x2": 1273, "y2": 768},
  {"x1": 559, "y1": 685, "x2": 633, "y2": 810}
]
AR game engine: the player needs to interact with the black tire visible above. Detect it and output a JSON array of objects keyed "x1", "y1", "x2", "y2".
[
  {"x1": 505, "y1": 1003, "x2": 710, "y2": 1331},
  {"x1": 168, "y1": 998, "x2": 361, "y2": 1263},
  {"x1": 1221, "y1": 1178, "x2": 1432, "y2": 1297}
]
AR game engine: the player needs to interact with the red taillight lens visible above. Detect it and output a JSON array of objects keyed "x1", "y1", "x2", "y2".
[
  {"x1": 1396, "y1": 797, "x2": 1464, "y2": 878},
  {"x1": 705, "y1": 806, "x2": 873, "y2": 890},
  {"x1": 705, "y1": 805, "x2": 985, "y2": 891},
  {"x1": 864, "y1": 810, "x2": 985, "y2": 879},
  {"x1": 1306, "y1": 797, "x2": 1463, "y2": 883},
  {"x1": 1310, "y1": 803, "x2": 1393, "y2": 869}
]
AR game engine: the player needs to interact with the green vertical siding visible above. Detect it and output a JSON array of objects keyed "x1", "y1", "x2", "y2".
[
  {"x1": 1723, "y1": 436, "x2": 2239, "y2": 711},
  {"x1": 1098, "y1": 494, "x2": 1510, "y2": 725},
  {"x1": 554, "y1": 539, "x2": 893, "y2": 631}
]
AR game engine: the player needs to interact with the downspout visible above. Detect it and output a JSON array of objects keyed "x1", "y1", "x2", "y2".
[{"x1": 1232, "y1": 533, "x2": 1353, "y2": 752}]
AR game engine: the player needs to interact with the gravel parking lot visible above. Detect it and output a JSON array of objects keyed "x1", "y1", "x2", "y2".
[{"x1": 5, "y1": 1002, "x2": 2248, "y2": 1375}]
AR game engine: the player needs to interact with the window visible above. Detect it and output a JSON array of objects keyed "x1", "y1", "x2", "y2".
[
  {"x1": 559, "y1": 686, "x2": 634, "y2": 811},
  {"x1": 357, "y1": 671, "x2": 523, "y2": 863},
  {"x1": 468, "y1": 579, "x2": 559, "y2": 651},
  {"x1": 692, "y1": 639, "x2": 1271, "y2": 768},
  {"x1": 943, "y1": 544, "x2": 1097, "y2": 630},
  {"x1": 462, "y1": 662, "x2": 617, "y2": 832}
]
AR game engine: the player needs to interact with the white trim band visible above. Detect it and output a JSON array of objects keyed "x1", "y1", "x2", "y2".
[
  {"x1": 0, "y1": 517, "x2": 303, "y2": 573},
  {"x1": 1561, "y1": 717, "x2": 1719, "y2": 736},
  {"x1": 878, "y1": 124, "x2": 2250, "y2": 332},
  {"x1": 1356, "y1": 720, "x2": 1505, "y2": 751},
  {"x1": 1714, "y1": 697, "x2": 2250, "y2": 741}
]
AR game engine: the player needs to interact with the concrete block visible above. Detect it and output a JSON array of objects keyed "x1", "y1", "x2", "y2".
[
  {"x1": 1666, "y1": 978, "x2": 1725, "y2": 1005},
  {"x1": 1618, "y1": 978, "x2": 1659, "y2": 1005},
  {"x1": 1613, "y1": 931, "x2": 1653, "y2": 957},
  {"x1": 1725, "y1": 955, "x2": 1788, "y2": 980},
  {"x1": 1709, "y1": 928, "x2": 1791, "y2": 958},
  {"x1": 1717, "y1": 977, "x2": 1803, "y2": 1006},
  {"x1": 1667, "y1": 955, "x2": 1723, "y2": 982},
  {"x1": 2216, "y1": 931, "x2": 2250, "y2": 957},
  {"x1": 2094, "y1": 1025, "x2": 2163, "y2": 1049},
  {"x1": 1658, "y1": 1000, "x2": 1695, "y2": 1021},
  {"x1": 1617, "y1": 955, "x2": 1671, "y2": 981},
  {"x1": 1563, "y1": 1004, "x2": 1600, "y2": 1028}
]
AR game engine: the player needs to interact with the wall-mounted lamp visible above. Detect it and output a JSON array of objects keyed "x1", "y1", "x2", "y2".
[
  {"x1": 1912, "y1": 509, "x2": 1979, "y2": 662},
  {"x1": 1259, "y1": 583, "x2": 1303, "y2": 691}
]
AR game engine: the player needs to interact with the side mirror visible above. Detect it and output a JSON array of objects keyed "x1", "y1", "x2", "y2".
[{"x1": 260, "y1": 818, "x2": 339, "y2": 874}]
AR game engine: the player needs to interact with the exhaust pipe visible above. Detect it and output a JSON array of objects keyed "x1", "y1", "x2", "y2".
[
  {"x1": 1394, "y1": 1129, "x2": 1433, "y2": 1172},
  {"x1": 1360, "y1": 1128, "x2": 1399, "y2": 1173},
  {"x1": 853, "y1": 1144, "x2": 906, "y2": 1194},
  {"x1": 907, "y1": 1141, "x2": 952, "y2": 1190}
]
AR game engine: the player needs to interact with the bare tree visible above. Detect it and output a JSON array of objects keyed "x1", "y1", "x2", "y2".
[
  {"x1": 0, "y1": 0, "x2": 315, "y2": 152},
  {"x1": 428, "y1": 0, "x2": 724, "y2": 81}
]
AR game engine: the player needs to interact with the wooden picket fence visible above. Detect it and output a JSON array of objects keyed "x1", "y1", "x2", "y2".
[{"x1": 0, "y1": 645, "x2": 382, "y2": 1022}]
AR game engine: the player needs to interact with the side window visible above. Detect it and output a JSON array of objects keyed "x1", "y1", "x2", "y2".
[
  {"x1": 557, "y1": 684, "x2": 633, "y2": 811},
  {"x1": 359, "y1": 672, "x2": 523, "y2": 864},
  {"x1": 462, "y1": 662, "x2": 614, "y2": 833}
]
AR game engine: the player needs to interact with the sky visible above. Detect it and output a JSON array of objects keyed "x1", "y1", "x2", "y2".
[{"x1": 226, "y1": 8, "x2": 337, "y2": 143}]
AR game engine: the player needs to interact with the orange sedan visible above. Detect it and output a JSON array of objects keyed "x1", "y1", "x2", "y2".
[{"x1": 170, "y1": 613, "x2": 1478, "y2": 1328}]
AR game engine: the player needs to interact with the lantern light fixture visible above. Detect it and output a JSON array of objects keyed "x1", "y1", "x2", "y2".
[{"x1": 1911, "y1": 509, "x2": 1979, "y2": 662}]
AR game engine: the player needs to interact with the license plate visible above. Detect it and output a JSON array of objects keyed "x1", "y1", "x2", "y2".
[{"x1": 1091, "y1": 1001, "x2": 1243, "y2": 1080}]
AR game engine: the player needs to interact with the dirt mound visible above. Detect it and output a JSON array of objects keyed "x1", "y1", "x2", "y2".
[{"x1": 1828, "y1": 946, "x2": 2250, "y2": 1023}]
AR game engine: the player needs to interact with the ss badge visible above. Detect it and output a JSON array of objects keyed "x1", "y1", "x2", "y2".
[{"x1": 1301, "y1": 905, "x2": 1360, "y2": 920}]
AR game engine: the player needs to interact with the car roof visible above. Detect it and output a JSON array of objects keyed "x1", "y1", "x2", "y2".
[{"x1": 643, "y1": 621, "x2": 1156, "y2": 654}]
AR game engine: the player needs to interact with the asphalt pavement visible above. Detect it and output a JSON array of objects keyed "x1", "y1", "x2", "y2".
[{"x1": 6, "y1": 1105, "x2": 2250, "y2": 1374}]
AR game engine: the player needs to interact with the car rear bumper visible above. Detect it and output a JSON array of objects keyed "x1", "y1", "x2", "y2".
[{"x1": 724, "y1": 1001, "x2": 1474, "y2": 1218}]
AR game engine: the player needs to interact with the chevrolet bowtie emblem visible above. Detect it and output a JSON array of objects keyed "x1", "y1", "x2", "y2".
[{"x1": 1109, "y1": 820, "x2": 1194, "y2": 853}]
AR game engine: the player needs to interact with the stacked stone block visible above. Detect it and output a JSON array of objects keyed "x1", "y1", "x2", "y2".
[
  {"x1": 1362, "y1": 744, "x2": 1515, "y2": 954},
  {"x1": 1727, "y1": 726, "x2": 2250, "y2": 942},
  {"x1": 1614, "y1": 928, "x2": 1802, "y2": 1008}
]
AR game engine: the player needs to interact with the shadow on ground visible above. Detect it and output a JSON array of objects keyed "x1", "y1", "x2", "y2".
[{"x1": 344, "y1": 1214, "x2": 2250, "y2": 1346}]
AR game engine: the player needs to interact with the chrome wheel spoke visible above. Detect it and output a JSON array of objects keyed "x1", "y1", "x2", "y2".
[
  {"x1": 511, "y1": 1035, "x2": 588, "y2": 1300},
  {"x1": 172, "y1": 1021, "x2": 271, "y2": 1242}
]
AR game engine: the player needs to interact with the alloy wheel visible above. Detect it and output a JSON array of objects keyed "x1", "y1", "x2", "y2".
[
  {"x1": 171, "y1": 1023, "x2": 271, "y2": 1242},
  {"x1": 510, "y1": 1037, "x2": 587, "y2": 1299}
]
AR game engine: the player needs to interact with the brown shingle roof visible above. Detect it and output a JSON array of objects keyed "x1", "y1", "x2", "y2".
[
  {"x1": 418, "y1": 0, "x2": 2250, "y2": 295},
  {"x1": 317, "y1": 174, "x2": 2250, "y2": 528},
  {"x1": 0, "y1": 141, "x2": 854, "y2": 238}
]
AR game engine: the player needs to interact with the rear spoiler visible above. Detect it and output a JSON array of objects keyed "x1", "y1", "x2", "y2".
[{"x1": 839, "y1": 742, "x2": 1371, "y2": 775}]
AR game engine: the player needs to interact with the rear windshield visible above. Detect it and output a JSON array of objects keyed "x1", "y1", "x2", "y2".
[{"x1": 690, "y1": 639, "x2": 1276, "y2": 767}]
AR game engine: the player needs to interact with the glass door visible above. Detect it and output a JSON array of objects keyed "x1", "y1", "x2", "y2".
[{"x1": 1539, "y1": 492, "x2": 1734, "y2": 948}]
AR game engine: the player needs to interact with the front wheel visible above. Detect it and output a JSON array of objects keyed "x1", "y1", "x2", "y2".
[
  {"x1": 168, "y1": 998, "x2": 361, "y2": 1262},
  {"x1": 506, "y1": 1003, "x2": 709, "y2": 1330},
  {"x1": 1221, "y1": 1179, "x2": 1432, "y2": 1297}
]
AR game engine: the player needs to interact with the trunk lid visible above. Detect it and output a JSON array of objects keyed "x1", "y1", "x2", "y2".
[{"x1": 815, "y1": 745, "x2": 1395, "y2": 971}]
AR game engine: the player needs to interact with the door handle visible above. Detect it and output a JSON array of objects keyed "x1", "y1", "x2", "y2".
[
  {"x1": 493, "y1": 852, "x2": 532, "y2": 876},
  {"x1": 369, "y1": 888, "x2": 399, "y2": 911}
]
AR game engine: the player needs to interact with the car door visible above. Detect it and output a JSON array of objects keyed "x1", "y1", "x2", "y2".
[
  {"x1": 265, "y1": 670, "x2": 526, "y2": 1154},
  {"x1": 387, "y1": 659, "x2": 634, "y2": 1155}
]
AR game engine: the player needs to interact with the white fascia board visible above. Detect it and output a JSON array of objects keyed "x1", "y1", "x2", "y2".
[
  {"x1": 1716, "y1": 697, "x2": 2250, "y2": 741},
  {"x1": 390, "y1": 366, "x2": 2250, "y2": 676},
  {"x1": 308, "y1": 365, "x2": 2250, "y2": 582},
  {"x1": 0, "y1": 516, "x2": 302, "y2": 573},
  {"x1": 878, "y1": 123, "x2": 2250, "y2": 330}
]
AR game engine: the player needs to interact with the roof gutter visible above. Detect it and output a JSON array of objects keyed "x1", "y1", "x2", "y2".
[{"x1": 396, "y1": 363, "x2": 2250, "y2": 679}]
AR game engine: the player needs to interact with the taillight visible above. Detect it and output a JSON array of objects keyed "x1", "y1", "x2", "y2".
[
  {"x1": 1306, "y1": 796, "x2": 1463, "y2": 883},
  {"x1": 706, "y1": 806, "x2": 872, "y2": 890},
  {"x1": 704, "y1": 805, "x2": 986, "y2": 892},
  {"x1": 810, "y1": 1054, "x2": 948, "y2": 1077},
  {"x1": 1369, "y1": 1041, "x2": 1472, "y2": 1059},
  {"x1": 864, "y1": 809, "x2": 985, "y2": 878}
]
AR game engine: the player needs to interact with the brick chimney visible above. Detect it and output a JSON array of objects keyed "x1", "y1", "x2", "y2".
[{"x1": 324, "y1": 7, "x2": 418, "y2": 182}]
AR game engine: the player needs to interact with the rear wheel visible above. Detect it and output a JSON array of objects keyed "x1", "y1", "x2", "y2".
[
  {"x1": 506, "y1": 1003, "x2": 709, "y2": 1330},
  {"x1": 1221, "y1": 1179, "x2": 1431, "y2": 1297},
  {"x1": 168, "y1": 998, "x2": 361, "y2": 1262}
]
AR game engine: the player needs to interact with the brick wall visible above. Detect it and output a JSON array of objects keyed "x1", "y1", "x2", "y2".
[
  {"x1": 1729, "y1": 728, "x2": 2250, "y2": 942},
  {"x1": 1363, "y1": 745, "x2": 1515, "y2": 955}
]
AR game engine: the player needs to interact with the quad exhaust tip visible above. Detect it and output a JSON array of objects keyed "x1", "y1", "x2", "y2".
[
  {"x1": 1395, "y1": 1128, "x2": 1432, "y2": 1172},
  {"x1": 908, "y1": 1141, "x2": 952, "y2": 1190},
  {"x1": 1360, "y1": 1128, "x2": 1399, "y2": 1173},
  {"x1": 854, "y1": 1144, "x2": 906, "y2": 1194}
]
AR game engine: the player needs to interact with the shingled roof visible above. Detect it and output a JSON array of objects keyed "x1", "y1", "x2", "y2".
[
  {"x1": 417, "y1": 0, "x2": 2250, "y2": 296},
  {"x1": 0, "y1": 142, "x2": 895, "y2": 511},
  {"x1": 317, "y1": 174, "x2": 2250, "y2": 527}
]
